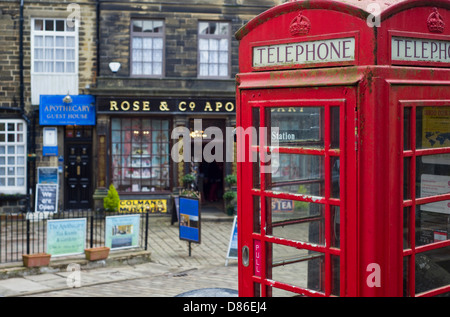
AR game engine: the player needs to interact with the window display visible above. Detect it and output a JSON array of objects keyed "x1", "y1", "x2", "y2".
[{"x1": 111, "y1": 118, "x2": 170, "y2": 193}]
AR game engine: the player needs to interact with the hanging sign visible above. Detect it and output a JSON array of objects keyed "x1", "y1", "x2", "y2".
[
  {"x1": 47, "y1": 218, "x2": 86, "y2": 257},
  {"x1": 35, "y1": 184, "x2": 58, "y2": 213}
]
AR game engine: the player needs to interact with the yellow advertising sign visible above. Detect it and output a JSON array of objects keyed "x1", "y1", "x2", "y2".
[
  {"x1": 422, "y1": 107, "x2": 450, "y2": 148},
  {"x1": 119, "y1": 200, "x2": 167, "y2": 213}
]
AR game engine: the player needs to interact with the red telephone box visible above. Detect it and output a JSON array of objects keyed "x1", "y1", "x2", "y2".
[{"x1": 235, "y1": 0, "x2": 450, "y2": 297}]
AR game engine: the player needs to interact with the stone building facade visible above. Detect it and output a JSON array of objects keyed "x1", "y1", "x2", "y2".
[
  {"x1": 0, "y1": 0, "x2": 283, "y2": 214},
  {"x1": 0, "y1": 0, "x2": 97, "y2": 213}
]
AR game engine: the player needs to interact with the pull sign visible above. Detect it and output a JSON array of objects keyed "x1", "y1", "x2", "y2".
[{"x1": 254, "y1": 240, "x2": 262, "y2": 277}]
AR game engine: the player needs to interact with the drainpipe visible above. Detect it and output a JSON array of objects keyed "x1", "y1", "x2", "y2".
[
  {"x1": 96, "y1": 0, "x2": 100, "y2": 78},
  {"x1": 19, "y1": 0, "x2": 32, "y2": 213}
]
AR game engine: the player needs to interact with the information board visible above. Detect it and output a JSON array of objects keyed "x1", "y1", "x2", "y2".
[
  {"x1": 179, "y1": 197, "x2": 201, "y2": 244},
  {"x1": 225, "y1": 216, "x2": 238, "y2": 266},
  {"x1": 35, "y1": 184, "x2": 58, "y2": 213},
  {"x1": 37, "y1": 167, "x2": 58, "y2": 184},
  {"x1": 47, "y1": 218, "x2": 86, "y2": 257},
  {"x1": 105, "y1": 215, "x2": 141, "y2": 250}
]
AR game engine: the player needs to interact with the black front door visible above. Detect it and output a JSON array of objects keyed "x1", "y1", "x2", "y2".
[{"x1": 65, "y1": 143, "x2": 92, "y2": 210}]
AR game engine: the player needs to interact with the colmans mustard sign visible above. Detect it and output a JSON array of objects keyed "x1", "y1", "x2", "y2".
[{"x1": 119, "y1": 199, "x2": 167, "y2": 213}]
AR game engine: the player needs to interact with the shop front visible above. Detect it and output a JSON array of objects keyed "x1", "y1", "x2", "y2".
[
  {"x1": 95, "y1": 96, "x2": 236, "y2": 214},
  {"x1": 39, "y1": 95, "x2": 96, "y2": 211}
]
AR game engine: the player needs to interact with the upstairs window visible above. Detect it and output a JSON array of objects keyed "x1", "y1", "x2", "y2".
[
  {"x1": 198, "y1": 21, "x2": 230, "y2": 78},
  {"x1": 130, "y1": 20, "x2": 165, "y2": 77},
  {"x1": 32, "y1": 18, "x2": 78, "y2": 74}
]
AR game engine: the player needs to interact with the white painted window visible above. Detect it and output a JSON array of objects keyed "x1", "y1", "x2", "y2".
[
  {"x1": 0, "y1": 120, "x2": 27, "y2": 195},
  {"x1": 198, "y1": 21, "x2": 230, "y2": 78},
  {"x1": 32, "y1": 18, "x2": 78, "y2": 74},
  {"x1": 131, "y1": 20, "x2": 165, "y2": 77},
  {"x1": 31, "y1": 18, "x2": 79, "y2": 105}
]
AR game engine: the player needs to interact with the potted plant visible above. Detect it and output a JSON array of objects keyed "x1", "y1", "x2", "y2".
[
  {"x1": 223, "y1": 191, "x2": 237, "y2": 216},
  {"x1": 181, "y1": 174, "x2": 200, "y2": 199},
  {"x1": 84, "y1": 246, "x2": 110, "y2": 261},
  {"x1": 22, "y1": 253, "x2": 51, "y2": 268},
  {"x1": 225, "y1": 174, "x2": 237, "y2": 189},
  {"x1": 104, "y1": 184, "x2": 120, "y2": 212}
]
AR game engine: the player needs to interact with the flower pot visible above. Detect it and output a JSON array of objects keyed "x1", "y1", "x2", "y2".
[
  {"x1": 85, "y1": 247, "x2": 110, "y2": 261},
  {"x1": 22, "y1": 253, "x2": 51, "y2": 268}
]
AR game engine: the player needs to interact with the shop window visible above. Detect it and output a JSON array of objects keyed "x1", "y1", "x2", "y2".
[
  {"x1": 111, "y1": 118, "x2": 170, "y2": 193},
  {"x1": 130, "y1": 20, "x2": 165, "y2": 77},
  {"x1": 198, "y1": 21, "x2": 230, "y2": 78},
  {"x1": 0, "y1": 120, "x2": 27, "y2": 195}
]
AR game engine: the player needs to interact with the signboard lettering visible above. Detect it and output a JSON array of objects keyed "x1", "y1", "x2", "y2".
[
  {"x1": 98, "y1": 97, "x2": 235, "y2": 114},
  {"x1": 35, "y1": 184, "x2": 58, "y2": 213},
  {"x1": 392, "y1": 36, "x2": 450, "y2": 64},
  {"x1": 253, "y1": 37, "x2": 355, "y2": 68},
  {"x1": 39, "y1": 95, "x2": 96, "y2": 126},
  {"x1": 119, "y1": 199, "x2": 167, "y2": 213},
  {"x1": 47, "y1": 218, "x2": 86, "y2": 256}
]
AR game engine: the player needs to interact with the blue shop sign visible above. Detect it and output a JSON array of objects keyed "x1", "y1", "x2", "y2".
[{"x1": 40, "y1": 95, "x2": 96, "y2": 126}]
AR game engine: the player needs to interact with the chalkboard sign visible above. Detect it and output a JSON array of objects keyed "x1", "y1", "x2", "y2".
[
  {"x1": 225, "y1": 216, "x2": 238, "y2": 266},
  {"x1": 35, "y1": 184, "x2": 58, "y2": 213}
]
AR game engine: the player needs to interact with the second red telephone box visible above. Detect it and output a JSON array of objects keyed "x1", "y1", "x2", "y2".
[{"x1": 236, "y1": 0, "x2": 450, "y2": 297}]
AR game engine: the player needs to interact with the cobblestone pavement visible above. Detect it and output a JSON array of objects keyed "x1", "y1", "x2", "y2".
[{"x1": 25, "y1": 263, "x2": 238, "y2": 297}]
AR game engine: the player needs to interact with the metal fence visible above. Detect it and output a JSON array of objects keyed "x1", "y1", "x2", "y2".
[{"x1": 0, "y1": 211, "x2": 150, "y2": 264}]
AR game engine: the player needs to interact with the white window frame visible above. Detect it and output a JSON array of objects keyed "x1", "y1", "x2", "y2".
[
  {"x1": 198, "y1": 21, "x2": 231, "y2": 79},
  {"x1": 130, "y1": 19, "x2": 165, "y2": 78},
  {"x1": 31, "y1": 18, "x2": 79, "y2": 75},
  {"x1": 0, "y1": 119, "x2": 27, "y2": 195}
]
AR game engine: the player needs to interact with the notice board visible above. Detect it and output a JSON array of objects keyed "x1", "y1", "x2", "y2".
[
  {"x1": 105, "y1": 215, "x2": 141, "y2": 250},
  {"x1": 179, "y1": 197, "x2": 201, "y2": 244},
  {"x1": 47, "y1": 218, "x2": 86, "y2": 256}
]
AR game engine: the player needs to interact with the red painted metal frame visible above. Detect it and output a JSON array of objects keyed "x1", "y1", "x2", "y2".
[
  {"x1": 400, "y1": 100, "x2": 450, "y2": 297},
  {"x1": 237, "y1": 0, "x2": 450, "y2": 297},
  {"x1": 237, "y1": 86, "x2": 357, "y2": 297}
]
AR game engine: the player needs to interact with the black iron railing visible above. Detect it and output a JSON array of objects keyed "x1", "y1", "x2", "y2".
[{"x1": 0, "y1": 211, "x2": 150, "y2": 264}]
